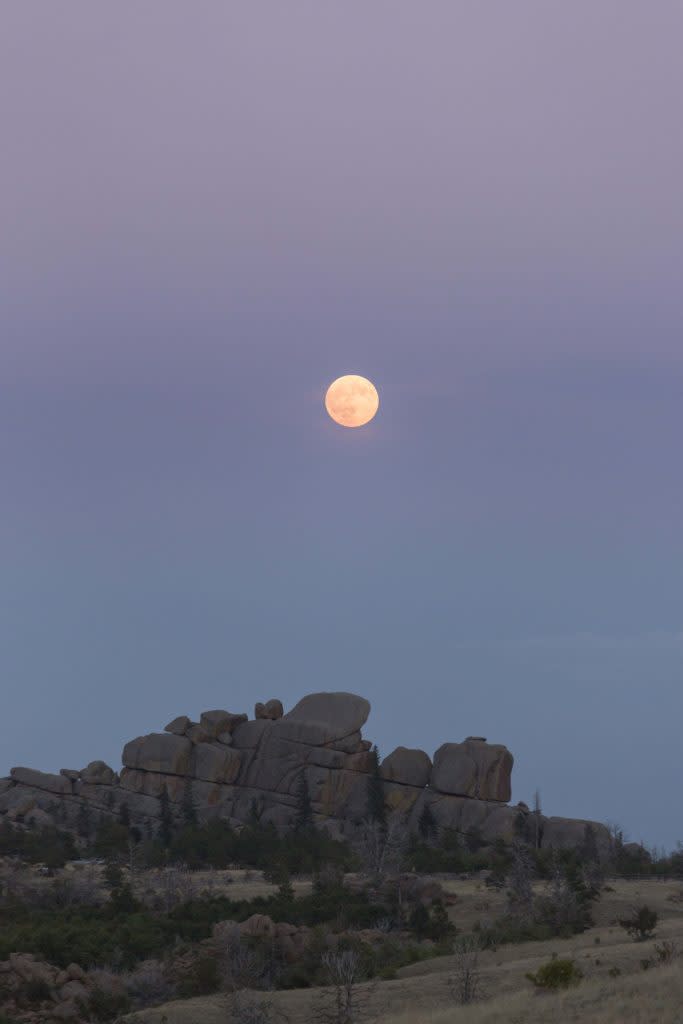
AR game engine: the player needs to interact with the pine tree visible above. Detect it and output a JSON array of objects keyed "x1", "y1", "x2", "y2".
[
  {"x1": 159, "y1": 784, "x2": 174, "y2": 846},
  {"x1": 182, "y1": 777, "x2": 198, "y2": 827},
  {"x1": 418, "y1": 801, "x2": 438, "y2": 843},
  {"x1": 76, "y1": 802, "x2": 92, "y2": 840},
  {"x1": 294, "y1": 771, "x2": 313, "y2": 831},
  {"x1": 366, "y1": 745, "x2": 387, "y2": 828},
  {"x1": 104, "y1": 860, "x2": 124, "y2": 893}
]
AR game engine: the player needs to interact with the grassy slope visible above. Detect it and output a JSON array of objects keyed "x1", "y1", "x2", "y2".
[{"x1": 122, "y1": 878, "x2": 683, "y2": 1024}]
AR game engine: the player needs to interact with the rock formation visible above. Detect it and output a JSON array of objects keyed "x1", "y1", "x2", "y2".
[{"x1": 0, "y1": 691, "x2": 610, "y2": 855}]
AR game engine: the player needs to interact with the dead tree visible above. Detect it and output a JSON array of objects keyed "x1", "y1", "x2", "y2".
[
  {"x1": 314, "y1": 950, "x2": 375, "y2": 1024},
  {"x1": 448, "y1": 935, "x2": 482, "y2": 1005},
  {"x1": 356, "y1": 816, "x2": 408, "y2": 882},
  {"x1": 506, "y1": 840, "x2": 535, "y2": 922}
]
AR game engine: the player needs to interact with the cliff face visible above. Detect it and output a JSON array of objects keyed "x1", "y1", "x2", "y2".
[{"x1": 0, "y1": 691, "x2": 608, "y2": 855}]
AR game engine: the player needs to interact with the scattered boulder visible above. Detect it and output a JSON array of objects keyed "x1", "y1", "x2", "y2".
[
  {"x1": 380, "y1": 747, "x2": 432, "y2": 787},
  {"x1": 239, "y1": 914, "x2": 277, "y2": 939}
]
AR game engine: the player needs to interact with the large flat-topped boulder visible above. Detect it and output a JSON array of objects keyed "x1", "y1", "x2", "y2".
[
  {"x1": 380, "y1": 747, "x2": 432, "y2": 788},
  {"x1": 10, "y1": 767, "x2": 72, "y2": 796},
  {"x1": 276, "y1": 692, "x2": 370, "y2": 746},
  {"x1": 122, "y1": 733, "x2": 192, "y2": 776},
  {"x1": 431, "y1": 740, "x2": 512, "y2": 802},
  {"x1": 542, "y1": 816, "x2": 611, "y2": 857}
]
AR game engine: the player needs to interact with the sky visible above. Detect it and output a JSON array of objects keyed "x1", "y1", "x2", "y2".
[{"x1": 2, "y1": 2, "x2": 683, "y2": 851}]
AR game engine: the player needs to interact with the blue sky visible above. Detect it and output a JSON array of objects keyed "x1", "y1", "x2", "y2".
[{"x1": 1, "y1": 2, "x2": 682, "y2": 849}]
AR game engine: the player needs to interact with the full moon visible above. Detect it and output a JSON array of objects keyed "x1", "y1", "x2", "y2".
[{"x1": 325, "y1": 374, "x2": 379, "y2": 428}]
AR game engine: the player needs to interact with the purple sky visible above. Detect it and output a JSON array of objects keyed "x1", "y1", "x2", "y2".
[{"x1": 2, "y1": 3, "x2": 683, "y2": 849}]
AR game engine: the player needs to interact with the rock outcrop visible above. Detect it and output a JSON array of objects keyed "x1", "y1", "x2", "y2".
[
  {"x1": 0, "y1": 690, "x2": 609, "y2": 856},
  {"x1": 431, "y1": 739, "x2": 513, "y2": 802}
]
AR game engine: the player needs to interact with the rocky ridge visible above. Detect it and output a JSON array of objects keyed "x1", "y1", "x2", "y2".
[{"x1": 0, "y1": 691, "x2": 608, "y2": 854}]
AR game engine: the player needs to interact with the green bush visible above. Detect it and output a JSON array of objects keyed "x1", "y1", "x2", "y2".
[
  {"x1": 176, "y1": 955, "x2": 221, "y2": 998},
  {"x1": 78, "y1": 986, "x2": 131, "y2": 1022},
  {"x1": 0, "y1": 821, "x2": 77, "y2": 867},
  {"x1": 619, "y1": 906, "x2": 658, "y2": 941},
  {"x1": 526, "y1": 957, "x2": 583, "y2": 990}
]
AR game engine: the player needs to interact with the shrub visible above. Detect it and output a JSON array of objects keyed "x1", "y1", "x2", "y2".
[
  {"x1": 619, "y1": 906, "x2": 658, "y2": 941},
  {"x1": 176, "y1": 955, "x2": 220, "y2": 998},
  {"x1": 526, "y1": 957, "x2": 583, "y2": 990},
  {"x1": 78, "y1": 986, "x2": 131, "y2": 1022},
  {"x1": 654, "y1": 940, "x2": 678, "y2": 964}
]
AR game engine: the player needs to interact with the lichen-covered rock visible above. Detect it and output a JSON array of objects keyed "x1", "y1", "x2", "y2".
[
  {"x1": 431, "y1": 740, "x2": 512, "y2": 802},
  {"x1": 380, "y1": 747, "x2": 432, "y2": 787},
  {"x1": 122, "y1": 733, "x2": 192, "y2": 775}
]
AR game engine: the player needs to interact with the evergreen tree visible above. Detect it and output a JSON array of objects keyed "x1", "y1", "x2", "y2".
[
  {"x1": 159, "y1": 784, "x2": 174, "y2": 847},
  {"x1": 366, "y1": 745, "x2": 386, "y2": 828},
  {"x1": 104, "y1": 860, "x2": 124, "y2": 892},
  {"x1": 418, "y1": 802, "x2": 438, "y2": 843},
  {"x1": 182, "y1": 777, "x2": 198, "y2": 827},
  {"x1": 76, "y1": 802, "x2": 92, "y2": 840},
  {"x1": 294, "y1": 771, "x2": 313, "y2": 831}
]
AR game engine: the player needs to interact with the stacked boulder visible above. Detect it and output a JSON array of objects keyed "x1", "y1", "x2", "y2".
[{"x1": 0, "y1": 691, "x2": 610, "y2": 855}]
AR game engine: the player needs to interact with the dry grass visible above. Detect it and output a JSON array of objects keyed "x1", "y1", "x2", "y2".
[{"x1": 117, "y1": 878, "x2": 683, "y2": 1024}]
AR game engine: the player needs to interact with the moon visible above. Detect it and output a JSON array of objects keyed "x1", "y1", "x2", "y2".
[{"x1": 325, "y1": 374, "x2": 379, "y2": 428}]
